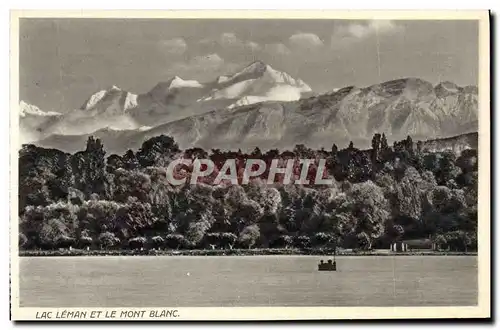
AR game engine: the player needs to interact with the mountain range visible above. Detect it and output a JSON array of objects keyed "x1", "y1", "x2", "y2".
[{"x1": 19, "y1": 61, "x2": 478, "y2": 154}]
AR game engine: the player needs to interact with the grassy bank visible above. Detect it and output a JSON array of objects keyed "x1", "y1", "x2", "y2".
[{"x1": 19, "y1": 248, "x2": 477, "y2": 257}]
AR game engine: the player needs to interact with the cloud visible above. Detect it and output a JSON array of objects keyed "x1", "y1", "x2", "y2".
[
  {"x1": 187, "y1": 53, "x2": 225, "y2": 68},
  {"x1": 158, "y1": 38, "x2": 187, "y2": 55},
  {"x1": 170, "y1": 53, "x2": 240, "y2": 78},
  {"x1": 331, "y1": 20, "x2": 403, "y2": 45},
  {"x1": 263, "y1": 43, "x2": 291, "y2": 56},
  {"x1": 264, "y1": 85, "x2": 302, "y2": 101},
  {"x1": 219, "y1": 32, "x2": 240, "y2": 46},
  {"x1": 246, "y1": 41, "x2": 262, "y2": 52},
  {"x1": 171, "y1": 53, "x2": 225, "y2": 73},
  {"x1": 289, "y1": 33, "x2": 324, "y2": 50},
  {"x1": 201, "y1": 33, "x2": 262, "y2": 52}
]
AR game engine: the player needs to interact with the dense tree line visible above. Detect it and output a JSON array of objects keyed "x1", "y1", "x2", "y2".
[{"x1": 18, "y1": 133, "x2": 478, "y2": 252}]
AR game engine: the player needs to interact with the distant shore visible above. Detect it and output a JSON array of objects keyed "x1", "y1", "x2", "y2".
[{"x1": 19, "y1": 248, "x2": 477, "y2": 257}]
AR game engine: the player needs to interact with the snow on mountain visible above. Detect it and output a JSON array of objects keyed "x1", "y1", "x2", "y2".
[
  {"x1": 168, "y1": 76, "x2": 203, "y2": 89},
  {"x1": 216, "y1": 75, "x2": 230, "y2": 84},
  {"x1": 35, "y1": 77, "x2": 478, "y2": 154},
  {"x1": 80, "y1": 86, "x2": 138, "y2": 112},
  {"x1": 20, "y1": 86, "x2": 141, "y2": 139},
  {"x1": 217, "y1": 61, "x2": 310, "y2": 92},
  {"x1": 82, "y1": 90, "x2": 107, "y2": 110},
  {"x1": 24, "y1": 61, "x2": 313, "y2": 140},
  {"x1": 203, "y1": 61, "x2": 312, "y2": 104},
  {"x1": 124, "y1": 92, "x2": 138, "y2": 110},
  {"x1": 227, "y1": 85, "x2": 304, "y2": 109},
  {"x1": 19, "y1": 101, "x2": 62, "y2": 144},
  {"x1": 23, "y1": 60, "x2": 478, "y2": 155},
  {"x1": 19, "y1": 101, "x2": 61, "y2": 118}
]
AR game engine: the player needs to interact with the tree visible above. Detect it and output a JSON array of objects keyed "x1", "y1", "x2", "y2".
[
  {"x1": 341, "y1": 181, "x2": 390, "y2": 249},
  {"x1": 312, "y1": 232, "x2": 333, "y2": 248},
  {"x1": 331, "y1": 144, "x2": 338, "y2": 155},
  {"x1": 114, "y1": 200, "x2": 155, "y2": 240},
  {"x1": 251, "y1": 147, "x2": 262, "y2": 157},
  {"x1": 456, "y1": 149, "x2": 478, "y2": 173},
  {"x1": 427, "y1": 186, "x2": 466, "y2": 215},
  {"x1": 391, "y1": 167, "x2": 426, "y2": 237},
  {"x1": 78, "y1": 235, "x2": 93, "y2": 249},
  {"x1": 467, "y1": 231, "x2": 478, "y2": 251},
  {"x1": 148, "y1": 178, "x2": 173, "y2": 232},
  {"x1": 356, "y1": 232, "x2": 372, "y2": 250},
  {"x1": 38, "y1": 216, "x2": 75, "y2": 250},
  {"x1": 423, "y1": 152, "x2": 441, "y2": 174},
  {"x1": 185, "y1": 216, "x2": 213, "y2": 248},
  {"x1": 67, "y1": 187, "x2": 85, "y2": 206},
  {"x1": 371, "y1": 133, "x2": 382, "y2": 163},
  {"x1": 71, "y1": 136, "x2": 107, "y2": 198},
  {"x1": 444, "y1": 230, "x2": 471, "y2": 252},
  {"x1": 416, "y1": 140, "x2": 423, "y2": 153},
  {"x1": 122, "y1": 149, "x2": 140, "y2": 170},
  {"x1": 204, "y1": 232, "x2": 221, "y2": 249},
  {"x1": 19, "y1": 233, "x2": 28, "y2": 250},
  {"x1": 165, "y1": 234, "x2": 186, "y2": 249},
  {"x1": 385, "y1": 223, "x2": 404, "y2": 243},
  {"x1": 436, "y1": 151, "x2": 461, "y2": 186},
  {"x1": 381, "y1": 133, "x2": 389, "y2": 151},
  {"x1": 128, "y1": 236, "x2": 147, "y2": 249},
  {"x1": 55, "y1": 235, "x2": 76, "y2": 249},
  {"x1": 248, "y1": 186, "x2": 282, "y2": 215},
  {"x1": 433, "y1": 234, "x2": 447, "y2": 251},
  {"x1": 77, "y1": 200, "x2": 120, "y2": 238},
  {"x1": 98, "y1": 232, "x2": 120, "y2": 249},
  {"x1": 150, "y1": 236, "x2": 165, "y2": 249},
  {"x1": 17, "y1": 129, "x2": 478, "y2": 253},
  {"x1": 18, "y1": 145, "x2": 75, "y2": 211},
  {"x1": 238, "y1": 224, "x2": 260, "y2": 248},
  {"x1": 270, "y1": 235, "x2": 293, "y2": 249},
  {"x1": 293, "y1": 235, "x2": 311, "y2": 249},
  {"x1": 229, "y1": 199, "x2": 263, "y2": 233},
  {"x1": 112, "y1": 169, "x2": 152, "y2": 203},
  {"x1": 220, "y1": 233, "x2": 237, "y2": 249},
  {"x1": 136, "y1": 135, "x2": 180, "y2": 167}
]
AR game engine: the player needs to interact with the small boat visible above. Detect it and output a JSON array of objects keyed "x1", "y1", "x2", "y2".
[
  {"x1": 318, "y1": 259, "x2": 337, "y2": 271},
  {"x1": 318, "y1": 243, "x2": 337, "y2": 271}
]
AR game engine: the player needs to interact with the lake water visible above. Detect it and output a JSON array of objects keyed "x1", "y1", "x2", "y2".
[{"x1": 19, "y1": 255, "x2": 477, "y2": 307}]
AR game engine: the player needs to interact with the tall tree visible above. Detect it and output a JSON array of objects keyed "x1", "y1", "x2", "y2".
[{"x1": 71, "y1": 136, "x2": 107, "y2": 198}]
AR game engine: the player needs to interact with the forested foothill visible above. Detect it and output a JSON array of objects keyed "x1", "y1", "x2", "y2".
[{"x1": 19, "y1": 132, "x2": 478, "y2": 253}]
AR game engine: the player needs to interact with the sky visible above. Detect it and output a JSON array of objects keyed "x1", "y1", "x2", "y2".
[{"x1": 19, "y1": 18, "x2": 479, "y2": 113}]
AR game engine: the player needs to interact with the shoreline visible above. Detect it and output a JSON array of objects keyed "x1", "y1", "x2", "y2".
[{"x1": 19, "y1": 248, "x2": 477, "y2": 257}]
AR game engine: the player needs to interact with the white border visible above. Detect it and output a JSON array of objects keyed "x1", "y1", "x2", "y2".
[{"x1": 7, "y1": 9, "x2": 491, "y2": 321}]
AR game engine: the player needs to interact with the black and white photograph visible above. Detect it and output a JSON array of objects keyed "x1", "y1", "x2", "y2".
[{"x1": 9, "y1": 10, "x2": 491, "y2": 321}]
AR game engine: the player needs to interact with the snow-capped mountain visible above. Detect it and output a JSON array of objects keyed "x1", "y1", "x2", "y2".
[
  {"x1": 81, "y1": 85, "x2": 138, "y2": 112},
  {"x1": 166, "y1": 76, "x2": 204, "y2": 89},
  {"x1": 24, "y1": 61, "x2": 313, "y2": 140},
  {"x1": 200, "y1": 60, "x2": 311, "y2": 106},
  {"x1": 34, "y1": 77, "x2": 478, "y2": 154},
  {"x1": 19, "y1": 101, "x2": 62, "y2": 144},
  {"x1": 20, "y1": 101, "x2": 61, "y2": 118}
]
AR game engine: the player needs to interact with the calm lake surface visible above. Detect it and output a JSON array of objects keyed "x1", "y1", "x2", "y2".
[{"x1": 19, "y1": 255, "x2": 477, "y2": 307}]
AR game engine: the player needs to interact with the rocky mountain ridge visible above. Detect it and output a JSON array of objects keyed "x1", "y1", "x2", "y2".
[{"x1": 19, "y1": 61, "x2": 478, "y2": 154}]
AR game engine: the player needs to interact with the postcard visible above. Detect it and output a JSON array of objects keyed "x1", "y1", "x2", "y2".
[{"x1": 9, "y1": 10, "x2": 491, "y2": 321}]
